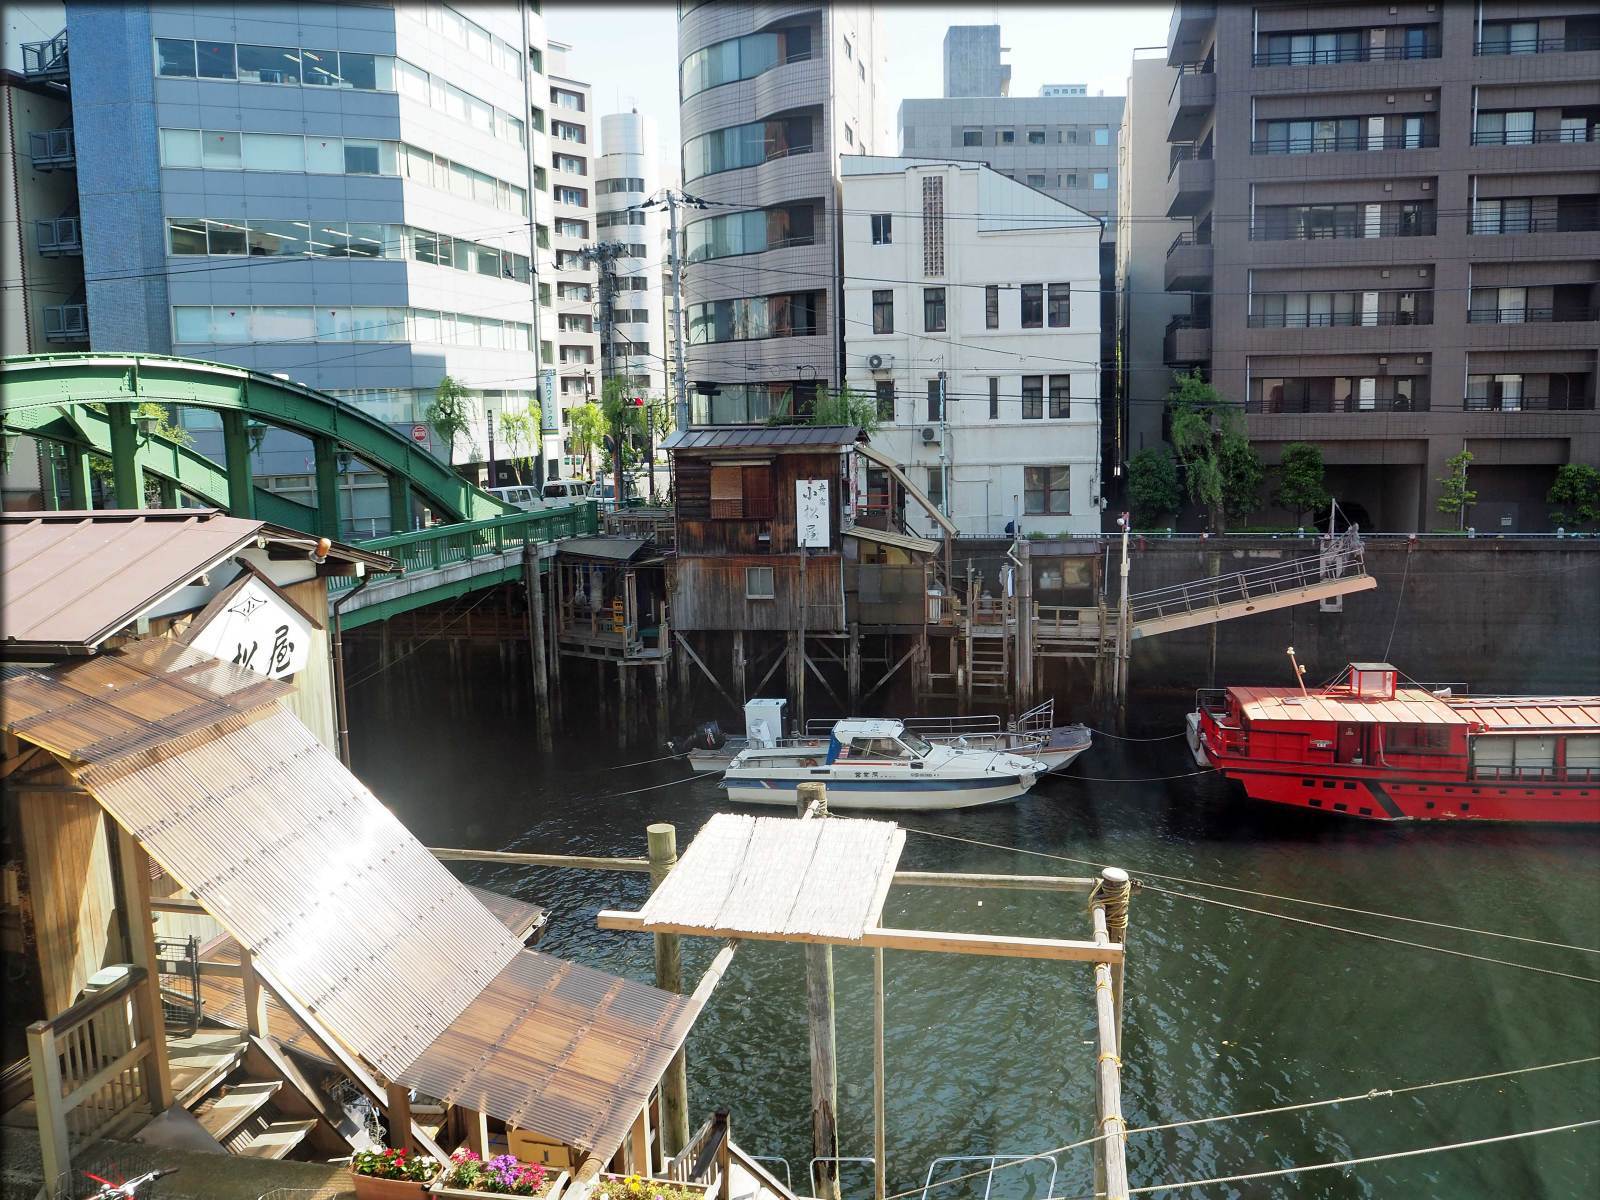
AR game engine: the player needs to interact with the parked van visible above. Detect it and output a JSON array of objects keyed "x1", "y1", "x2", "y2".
[
  {"x1": 489, "y1": 485, "x2": 542, "y2": 511},
  {"x1": 541, "y1": 479, "x2": 590, "y2": 503}
]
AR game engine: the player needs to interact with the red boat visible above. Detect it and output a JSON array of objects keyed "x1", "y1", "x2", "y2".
[{"x1": 1188, "y1": 663, "x2": 1600, "y2": 823}]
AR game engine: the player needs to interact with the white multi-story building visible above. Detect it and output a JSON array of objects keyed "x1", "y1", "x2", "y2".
[
  {"x1": 842, "y1": 156, "x2": 1103, "y2": 538},
  {"x1": 596, "y1": 111, "x2": 667, "y2": 402}
]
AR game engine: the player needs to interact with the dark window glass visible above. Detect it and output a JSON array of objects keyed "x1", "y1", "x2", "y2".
[
  {"x1": 871, "y1": 213, "x2": 892, "y2": 244},
  {"x1": 168, "y1": 218, "x2": 207, "y2": 254},
  {"x1": 1021, "y1": 284, "x2": 1043, "y2": 328},
  {"x1": 872, "y1": 289, "x2": 894, "y2": 334},
  {"x1": 989, "y1": 377, "x2": 999, "y2": 419},
  {"x1": 1024, "y1": 465, "x2": 1070, "y2": 514},
  {"x1": 1022, "y1": 375, "x2": 1043, "y2": 419},
  {"x1": 237, "y1": 44, "x2": 300, "y2": 84},
  {"x1": 196, "y1": 41, "x2": 236, "y2": 79},
  {"x1": 923, "y1": 287, "x2": 946, "y2": 332},
  {"x1": 300, "y1": 49, "x2": 339, "y2": 86},
  {"x1": 247, "y1": 219, "x2": 309, "y2": 256},
  {"x1": 345, "y1": 142, "x2": 381, "y2": 174},
  {"x1": 876, "y1": 381, "x2": 895, "y2": 421},
  {"x1": 156, "y1": 38, "x2": 196, "y2": 77},
  {"x1": 985, "y1": 285, "x2": 999, "y2": 329},
  {"x1": 962, "y1": 130, "x2": 982, "y2": 146},
  {"x1": 205, "y1": 219, "x2": 246, "y2": 256},
  {"x1": 1049, "y1": 375, "x2": 1070, "y2": 418},
  {"x1": 1047, "y1": 283, "x2": 1070, "y2": 327},
  {"x1": 339, "y1": 51, "x2": 380, "y2": 89},
  {"x1": 927, "y1": 379, "x2": 942, "y2": 421}
]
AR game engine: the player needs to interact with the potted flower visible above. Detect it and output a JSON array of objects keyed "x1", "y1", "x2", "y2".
[
  {"x1": 352, "y1": 1145, "x2": 441, "y2": 1199},
  {"x1": 595, "y1": 1174, "x2": 711, "y2": 1200},
  {"x1": 432, "y1": 1149, "x2": 566, "y2": 1198}
]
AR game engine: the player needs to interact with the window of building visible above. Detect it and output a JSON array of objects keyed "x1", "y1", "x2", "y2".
[
  {"x1": 1028, "y1": 130, "x2": 1046, "y2": 144},
  {"x1": 1093, "y1": 126, "x2": 1109, "y2": 145},
  {"x1": 859, "y1": 61, "x2": 865, "y2": 80},
  {"x1": 989, "y1": 377, "x2": 1000, "y2": 419},
  {"x1": 684, "y1": 114, "x2": 814, "y2": 181},
  {"x1": 962, "y1": 129, "x2": 982, "y2": 146},
  {"x1": 923, "y1": 287, "x2": 946, "y2": 332},
  {"x1": 1466, "y1": 373, "x2": 1524, "y2": 411},
  {"x1": 236, "y1": 44, "x2": 300, "y2": 84},
  {"x1": 196, "y1": 40, "x2": 236, "y2": 78},
  {"x1": 1021, "y1": 376, "x2": 1043, "y2": 419},
  {"x1": 998, "y1": 129, "x2": 1015, "y2": 144},
  {"x1": 876, "y1": 380, "x2": 895, "y2": 421},
  {"x1": 555, "y1": 153, "x2": 586, "y2": 175},
  {"x1": 922, "y1": 175, "x2": 945, "y2": 275},
  {"x1": 1026, "y1": 173, "x2": 1046, "y2": 187},
  {"x1": 926, "y1": 467, "x2": 944, "y2": 512},
  {"x1": 155, "y1": 38, "x2": 196, "y2": 76},
  {"x1": 985, "y1": 285, "x2": 999, "y2": 329},
  {"x1": 1046, "y1": 283, "x2": 1070, "y2": 327},
  {"x1": 1066, "y1": 128, "x2": 1078, "y2": 145},
  {"x1": 872, "y1": 289, "x2": 894, "y2": 334},
  {"x1": 871, "y1": 213, "x2": 892, "y2": 244},
  {"x1": 927, "y1": 379, "x2": 943, "y2": 421},
  {"x1": 843, "y1": 123, "x2": 854, "y2": 146},
  {"x1": 1048, "y1": 375, "x2": 1070, "y2": 418},
  {"x1": 1092, "y1": 172, "x2": 1109, "y2": 190},
  {"x1": 1020, "y1": 284, "x2": 1043, "y2": 328},
  {"x1": 1024, "y1": 466, "x2": 1070, "y2": 514},
  {"x1": 1064, "y1": 172, "x2": 1078, "y2": 188},
  {"x1": 746, "y1": 566, "x2": 776, "y2": 598},
  {"x1": 843, "y1": 37, "x2": 853, "y2": 60}
]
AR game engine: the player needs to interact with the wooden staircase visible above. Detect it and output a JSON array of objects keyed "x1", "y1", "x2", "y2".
[{"x1": 173, "y1": 1034, "x2": 352, "y2": 1161}]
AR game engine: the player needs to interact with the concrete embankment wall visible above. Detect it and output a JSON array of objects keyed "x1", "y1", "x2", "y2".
[{"x1": 1117, "y1": 537, "x2": 1600, "y2": 698}]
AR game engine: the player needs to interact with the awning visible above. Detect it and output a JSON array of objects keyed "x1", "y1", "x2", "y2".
[
  {"x1": 846, "y1": 526, "x2": 941, "y2": 556},
  {"x1": 558, "y1": 536, "x2": 658, "y2": 563}
]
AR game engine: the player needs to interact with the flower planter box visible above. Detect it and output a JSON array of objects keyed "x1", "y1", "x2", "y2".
[
  {"x1": 352, "y1": 1174, "x2": 438, "y2": 1200},
  {"x1": 595, "y1": 1174, "x2": 714, "y2": 1200},
  {"x1": 431, "y1": 1168, "x2": 569, "y2": 1200}
]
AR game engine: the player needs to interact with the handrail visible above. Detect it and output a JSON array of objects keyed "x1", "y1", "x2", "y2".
[
  {"x1": 1251, "y1": 131, "x2": 1438, "y2": 154},
  {"x1": 1252, "y1": 43, "x2": 1439, "y2": 66},
  {"x1": 1475, "y1": 35, "x2": 1600, "y2": 55},
  {"x1": 39, "y1": 966, "x2": 147, "y2": 1036},
  {"x1": 1468, "y1": 306, "x2": 1599, "y2": 324}
]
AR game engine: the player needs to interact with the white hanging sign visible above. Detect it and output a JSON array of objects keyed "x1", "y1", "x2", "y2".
[
  {"x1": 796, "y1": 479, "x2": 830, "y2": 549},
  {"x1": 188, "y1": 576, "x2": 314, "y2": 680}
]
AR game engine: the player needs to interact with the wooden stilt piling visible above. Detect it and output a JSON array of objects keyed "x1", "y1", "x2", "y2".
[
  {"x1": 796, "y1": 783, "x2": 839, "y2": 1199},
  {"x1": 873, "y1": 946, "x2": 886, "y2": 1200},
  {"x1": 1090, "y1": 888, "x2": 1131, "y2": 1200},
  {"x1": 523, "y1": 545, "x2": 551, "y2": 742},
  {"x1": 647, "y1": 824, "x2": 690, "y2": 1156}
]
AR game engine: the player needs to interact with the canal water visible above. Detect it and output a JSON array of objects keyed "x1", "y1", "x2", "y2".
[{"x1": 351, "y1": 650, "x2": 1599, "y2": 1200}]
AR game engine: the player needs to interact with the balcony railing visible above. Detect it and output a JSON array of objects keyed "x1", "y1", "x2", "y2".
[
  {"x1": 1472, "y1": 127, "x2": 1599, "y2": 146},
  {"x1": 1252, "y1": 43, "x2": 1440, "y2": 66},
  {"x1": 42, "y1": 303, "x2": 88, "y2": 342},
  {"x1": 1167, "y1": 315, "x2": 1210, "y2": 333},
  {"x1": 1247, "y1": 310, "x2": 1431, "y2": 329},
  {"x1": 1167, "y1": 231, "x2": 1212, "y2": 255},
  {"x1": 35, "y1": 217, "x2": 82, "y2": 256},
  {"x1": 1251, "y1": 215, "x2": 1437, "y2": 240},
  {"x1": 1464, "y1": 393, "x2": 1594, "y2": 412},
  {"x1": 1467, "y1": 306, "x2": 1600, "y2": 324},
  {"x1": 21, "y1": 30, "x2": 68, "y2": 78},
  {"x1": 1475, "y1": 35, "x2": 1600, "y2": 55},
  {"x1": 1249, "y1": 395, "x2": 1430, "y2": 414},
  {"x1": 1251, "y1": 131, "x2": 1438, "y2": 154},
  {"x1": 1168, "y1": 142, "x2": 1212, "y2": 176},
  {"x1": 28, "y1": 127, "x2": 75, "y2": 170},
  {"x1": 1469, "y1": 208, "x2": 1600, "y2": 235},
  {"x1": 1168, "y1": 59, "x2": 1215, "y2": 102}
]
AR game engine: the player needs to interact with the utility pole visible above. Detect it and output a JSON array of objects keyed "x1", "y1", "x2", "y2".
[
  {"x1": 519, "y1": 0, "x2": 547, "y2": 489},
  {"x1": 636, "y1": 189, "x2": 706, "y2": 432},
  {"x1": 580, "y1": 240, "x2": 630, "y2": 509}
]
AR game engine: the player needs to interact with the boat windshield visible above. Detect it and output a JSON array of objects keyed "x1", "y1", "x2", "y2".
[{"x1": 900, "y1": 732, "x2": 933, "y2": 757}]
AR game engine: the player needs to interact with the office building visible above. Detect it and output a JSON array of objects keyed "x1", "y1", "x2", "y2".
[
  {"x1": 21, "y1": 2, "x2": 559, "y2": 532},
  {"x1": 677, "y1": 1, "x2": 886, "y2": 423},
  {"x1": 842, "y1": 156, "x2": 1103, "y2": 538},
  {"x1": 1163, "y1": 1, "x2": 1600, "y2": 531},
  {"x1": 596, "y1": 110, "x2": 668, "y2": 402},
  {"x1": 1113, "y1": 49, "x2": 1189, "y2": 475}
]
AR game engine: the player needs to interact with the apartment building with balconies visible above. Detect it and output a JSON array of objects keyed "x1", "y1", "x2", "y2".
[
  {"x1": 677, "y1": 1, "x2": 886, "y2": 424},
  {"x1": 1162, "y1": 1, "x2": 1600, "y2": 531}
]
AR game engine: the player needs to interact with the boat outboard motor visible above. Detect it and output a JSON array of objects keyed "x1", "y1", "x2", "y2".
[{"x1": 669, "y1": 721, "x2": 727, "y2": 755}]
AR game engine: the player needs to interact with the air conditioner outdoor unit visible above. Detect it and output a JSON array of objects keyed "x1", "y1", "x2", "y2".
[
  {"x1": 920, "y1": 426, "x2": 938, "y2": 444},
  {"x1": 866, "y1": 353, "x2": 895, "y2": 373}
]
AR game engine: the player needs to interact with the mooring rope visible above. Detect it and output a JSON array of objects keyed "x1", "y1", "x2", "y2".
[
  {"x1": 902, "y1": 826, "x2": 1600, "y2": 957},
  {"x1": 872, "y1": 1055, "x2": 1600, "y2": 1200},
  {"x1": 1084, "y1": 728, "x2": 1191, "y2": 742},
  {"x1": 608, "y1": 750, "x2": 692, "y2": 770}
]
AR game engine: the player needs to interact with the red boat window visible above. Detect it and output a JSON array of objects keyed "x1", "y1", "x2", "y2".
[{"x1": 1383, "y1": 724, "x2": 1452, "y2": 756}]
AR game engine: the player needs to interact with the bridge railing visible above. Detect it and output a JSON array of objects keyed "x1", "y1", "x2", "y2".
[{"x1": 331, "y1": 501, "x2": 598, "y2": 591}]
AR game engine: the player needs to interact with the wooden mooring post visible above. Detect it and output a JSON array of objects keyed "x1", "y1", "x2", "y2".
[
  {"x1": 648, "y1": 823, "x2": 691, "y2": 1157},
  {"x1": 1089, "y1": 868, "x2": 1133, "y2": 1200},
  {"x1": 796, "y1": 782, "x2": 839, "y2": 1200},
  {"x1": 523, "y1": 544, "x2": 552, "y2": 745}
]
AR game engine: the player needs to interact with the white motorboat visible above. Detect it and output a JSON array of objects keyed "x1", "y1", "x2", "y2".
[
  {"x1": 681, "y1": 699, "x2": 1092, "y2": 776},
  {"x1": 720, "y1": 718, "x2": 1048, "y2": 811}
]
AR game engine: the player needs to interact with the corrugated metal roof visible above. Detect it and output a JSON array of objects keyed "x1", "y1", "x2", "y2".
[
  {"x1": 638, "y1": 813, "x2": 905, "y2": 941},
  {"x1": 1233, "y1": 686, "x2": 1467, "y2": 726},
  {"x1": 0, "y1": 510, "x2": 394, "y2": 654},
  {"x1": 397, "y1": 949, "x2": 698, "y2": 1157},
  {"x1": 1447, "y1": 696, "x2": 1600, "y2": 732},
  {"x1": 557, "y1": 536, "x2": 655, "y2": 563},
  {"x1": 661, "y1": 425, "x2": 860, "y2": 452},
  {"x1": 2, "y1": 639, "x2": 292, "y2": 763},
  {"x1": 845, "y1": 526, "x2": 941, "y2": 556}
]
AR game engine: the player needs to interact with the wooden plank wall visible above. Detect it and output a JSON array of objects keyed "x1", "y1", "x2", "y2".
[
  {"x1": 16, "y1": 760, "x2": 124, "y2": 1014},
  {"x1": 669, "y1": 557, "x2": 845, "y2": 632},
  {"x1": 674, "y1": 451, "x2": 843, "y2": 557}
]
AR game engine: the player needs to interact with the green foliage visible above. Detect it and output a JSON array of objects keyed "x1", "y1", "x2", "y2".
[
  {"x1": 1166, "y1": 370, "x2": 1262, "y2": 531},
  {"x1": 1435, "y1": 449, "x2": 1476, "y2": 528},
  {"x1": 1126, "y1": 447, "x2": 1181, "y2": 526},
  {"x1": 134, "y1": 402, "x2": 194, "y2": 447},
  {"x1": 1272, "y1": 442, "x2": 1330, "y2": 523},
  {"x1": 352, "y1": 1146, "x2": 437, "y2": 1182},
  {"x1": 498, "y1": 406, "x2": 540, "y2": 482},
  {"x1": 567, "y1": 402, "x2": 606, "y2": 480},
  {"x1": 1547, "y1": 462, "x2": 1600, "y2": 528},
  {"x1": 428, "y1": 374, "x2": 473, "y2": 466},
  {"x1": 808, "y1": 384, "x2": 882, "y2": 433}
]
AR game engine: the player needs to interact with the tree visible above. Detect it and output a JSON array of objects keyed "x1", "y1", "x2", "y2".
[
  {"x1": 498, "y1": 405, "x2": 540, "y2": 484},
  {"x1": 1435, "y1": 449, "x2": 1476, "y2": 530},
  {"x1": 1548, "y1": 463, "x2": 1600, "y2": 529},
  {"x1": 809, "y1": 384, "x2": 882, "y2": 434},
  {"x1": 1126, "y1": 447, "x2": 1181, "y2": 527},
  {"x1": 1273, "y1": 441, "x2": 1330, "y2": 526},
  {"x1": 567, "y1": 402, "x2": 606, "y2": 482},
  {"x1": 1167, "y1": 370, "x2": 1262, "y2": 532},
  {"x1": 601, "y1": 378, "x2": 648, "y2": 505},
  {"x1": 427, "y1": 375, "x2": 472, "y2": 467}
]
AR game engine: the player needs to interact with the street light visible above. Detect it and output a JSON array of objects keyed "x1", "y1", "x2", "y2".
[{"x1": 135, "y1": 411, "x2": 160, "y2": 438}]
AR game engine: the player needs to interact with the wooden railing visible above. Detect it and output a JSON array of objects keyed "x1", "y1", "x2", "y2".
[
  {"x1": 28, "y1": 966, "x2": 155, "y2": 1184},
  {"x1": 668, "y1": 1109, "x2": 732, "y2": 1198}
]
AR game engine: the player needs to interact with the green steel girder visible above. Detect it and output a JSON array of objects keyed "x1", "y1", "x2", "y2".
[
  {"x1": 8, "y1": 404, "x2": 316, "y2": 528},
  {"x1": 1, "y1": 352, "x2": 514, "y2": 524},
  {"x1": 337, "y1": 560, "x2": 539, "y2": 630}
]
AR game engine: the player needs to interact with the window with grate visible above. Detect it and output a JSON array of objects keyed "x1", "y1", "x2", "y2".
[
  {"x1": 922, "y1": 175, "x2": 945, "y2": 275},
  {"x1": 710, "y1": 463, "x2": 744, "y2": 517}
]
